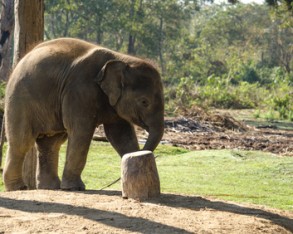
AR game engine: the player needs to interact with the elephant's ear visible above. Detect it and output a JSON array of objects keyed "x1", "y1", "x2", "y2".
[{"x1": 96, "y1": 60, "x2": 128, "y2": 106}]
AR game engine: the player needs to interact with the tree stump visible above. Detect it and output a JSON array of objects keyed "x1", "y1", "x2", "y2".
[{"x1": 121, "y1": 150, "x2": 160, "y2": 201}]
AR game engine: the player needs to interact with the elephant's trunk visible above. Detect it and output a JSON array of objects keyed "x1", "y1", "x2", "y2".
[{"x1": 143, "y1": 118, "x2": 164, "y2": 152}]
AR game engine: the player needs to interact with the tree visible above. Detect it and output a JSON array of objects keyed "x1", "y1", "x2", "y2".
[
  {"x1": 266, "y1": 0, "x2": 293, "y2": 12},
  {"x1": 14, "y1": 0, "x2": 44, "y2": 66},
  {"x1": 0, "y1": 0, "x2": 14, "y2": 82},
  {"x1": 44, "y1": 0, "x2": 198, "y2": 73},
  {"x1": 265, "y1": 21, "x2": 293, "y2": 73},
  {"x1": 0, "y1": 0, "x2": 14, "y2": 170},
  {"x1": 14, "y1": 0, "x2": 44, "y2": 189}
]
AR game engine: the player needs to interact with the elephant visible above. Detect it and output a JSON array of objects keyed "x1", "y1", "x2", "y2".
[{"x1": 3, "y1": 38, "x2": 164, "y2": 191}]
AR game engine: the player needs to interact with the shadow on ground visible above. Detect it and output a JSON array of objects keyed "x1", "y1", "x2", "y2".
[
  {"x1": 1, "y1": 190, "x2": 292, "y2": 233},
  {"x1": 88, "y1": 190, "x2": 293, "y2": 233}
]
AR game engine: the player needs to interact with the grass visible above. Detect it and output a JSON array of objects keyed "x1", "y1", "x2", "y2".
[
  {"x1": 59, "y1": 142, "x2": 189, "y2": 190},
  {"x1": 1, "y1": 142, "x2": 293, "y2": 211},
  {"x1": 157, "y1": 149, "x2": 293, "y2": 210}
]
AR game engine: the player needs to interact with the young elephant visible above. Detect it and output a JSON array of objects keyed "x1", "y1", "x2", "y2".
[{"x1": 3, "y1": 38, "x2": 164, "y2": 191}]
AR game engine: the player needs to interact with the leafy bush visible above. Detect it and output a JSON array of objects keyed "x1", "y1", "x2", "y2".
[
  {"x1": 270, "y1": 93, "x2": 293, "y2": 121},
  {"x1": 0, "y1": 82, "x2": 6, "y2": 99},
  {"x1": 232, "y1": 63, "x2": 261, "y2": 84},
  {"x1": 171, "y1": 75, "x2": 261, "y2": 109},
  {"x1": 164, "y1": 60, "x2": 293, "y2": 121}
]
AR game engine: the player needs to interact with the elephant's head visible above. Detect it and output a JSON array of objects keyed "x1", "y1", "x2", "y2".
[{"x1": 97, "y1": 59, "x2": 164, "y2": 151}]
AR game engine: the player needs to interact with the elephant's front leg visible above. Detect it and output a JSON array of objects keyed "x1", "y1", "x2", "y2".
[
  {"x1": 36, "y1": 133, "x2": 67, "y2": 189},
  {"x1": 104, "y1": 119, "x2": 140, "y2": 157},
  {"x1": 61, "y1": 126, "x2": 95, "y2": 191}
]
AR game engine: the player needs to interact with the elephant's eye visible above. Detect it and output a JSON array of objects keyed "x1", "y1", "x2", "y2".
[{"x1": 138, "y1": 97, "x2": 149, "y2": 108}]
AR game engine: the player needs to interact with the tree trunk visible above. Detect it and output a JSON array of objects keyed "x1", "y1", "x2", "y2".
[
  {"x1": 127, "y1": 34, "x2": 136, "y2": 55},
  {"x1": 14, "y1": 0, "x2": 44, "y2": 189},
  {"x1": 13, "y1": 0, "x2": 44, "y2": 66},
  {"x1": 127, "y1": 0, "x2": 136, "y2": 55},
  {"x1": 121, "y1": 151, "x2": 160, "y2": 201},
  {"x1": 0, "y1": 117, "x2": 5, "y2": 169},
  {"x1": 0, "y1": 0, "x2": 14, "y2": 169},
  {"x1": 0, "y1": 0, "x2": 14, "y2": 81},
  {"x1": 158, "y1": 17, "x2": 165, "y2": 75}
]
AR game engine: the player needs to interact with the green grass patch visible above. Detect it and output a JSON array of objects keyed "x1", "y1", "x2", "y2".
[
  {"x1": 157, "y1": 149, "x2": 293, "y2": 210},
  {"x1": 1, "y1": 142, "x2": 293, "y2": 211},
  {"x1": 58, "y1": 142, "x2": 189, "y2": 190}
]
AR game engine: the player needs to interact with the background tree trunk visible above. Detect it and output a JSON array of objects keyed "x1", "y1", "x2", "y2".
[
  {"x1": 13, "y1": 0, "x2": 44, "y2": 66},
  {"x1": 0, "y1": 0, "x2": 14, "y2": 169},
  {"x1": 0, "y1": 0, "x2": 14, "y2": 82},
  {"x1": 158, "y1": 17, "x2": 165, "y2": 75},
  {"x1": 14, "y1": 0, "x2": 44, "y2": 189},
  {"x1": 127, "y1": 0, "x2": 136, "y2": 55}
]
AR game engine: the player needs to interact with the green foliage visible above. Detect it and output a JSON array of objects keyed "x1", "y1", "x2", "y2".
[
  {"x1": 271, "y1": 92, "x2": 293, "y2": 120},
  {"x1": 196, "y1": 79, "x2": 260, "y2": 109},
  {"x1": 0, "y1": 82, "x2": 6, "y2": 99},
  {"x1": 233, "y1": 64, "x2": 261, "y2": 84},
  {"x1": 170, "y1": 75, "x2": 264, "y2": 109},
  {"x1": 0, "y1": 82, "x2": 6, "y2": 113},
  {"x1": 42, "y1": 2, "x2": 293, "y2": 120}
]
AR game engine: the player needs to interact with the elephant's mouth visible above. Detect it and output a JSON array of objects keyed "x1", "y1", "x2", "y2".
[{"x1": 135, "y1": 116, "x2": 149, "y2": 132}]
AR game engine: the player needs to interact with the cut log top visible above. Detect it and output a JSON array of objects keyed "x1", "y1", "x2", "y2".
[{"x1": 122, "y1": 150, "x2": 155, "y2": 160}]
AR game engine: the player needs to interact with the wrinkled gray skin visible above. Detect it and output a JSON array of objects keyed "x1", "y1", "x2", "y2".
[{"x1": 3, "y1": 38, "x2": 164, "y2": 191}]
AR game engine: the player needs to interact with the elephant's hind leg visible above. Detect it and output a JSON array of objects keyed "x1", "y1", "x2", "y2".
[
  {"x1": 3, "y1": 139, "x2": 35, "y2": 191},
  {"x1": 36, "y1": 133, "x2": 67, "y2": 190}
]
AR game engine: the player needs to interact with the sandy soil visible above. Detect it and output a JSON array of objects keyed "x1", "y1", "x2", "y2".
[{"x1": 1, "y1": 190, "x2": 293, "y2": 234}]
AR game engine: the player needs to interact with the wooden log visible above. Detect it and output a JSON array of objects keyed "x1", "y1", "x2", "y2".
[{"x1": 121, "y1": 150, "x2": 160, "y2": 201}]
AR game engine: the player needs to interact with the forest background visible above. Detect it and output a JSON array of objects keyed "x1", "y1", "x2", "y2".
[{"x1": 2, "y1": 0, "x2": 293, "y2": 120}]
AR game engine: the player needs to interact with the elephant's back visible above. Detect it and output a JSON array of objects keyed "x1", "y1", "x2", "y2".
[
  {"x1": 33, "y1": 38, "x2": 97, "y2": 56},
  {"x1": 7, "y1": 38, "x2": 97, "y2": 91}
]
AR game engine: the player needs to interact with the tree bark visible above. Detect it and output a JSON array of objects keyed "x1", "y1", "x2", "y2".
[
  {"x1": 0, "y1": 0, "x2": 14, "y2": 81},
  {"x1": 0, "y1": 0, "x2": 14, "y2": 169},
  {"x1": 127, "y1": 34, "x2": 136, "y2": 55},
  {"x1": 0, "y1": 116, "x2": 4, "y2": 169},
  {"x1": 158, "y1": 17, "x2": 166, "y2": 75},
  {"x1": 127, "y1": 0, "x2": 137, "y2": 55},
  {"x1": 14, "y1": 0, "x2": 44, "y2": 189},
  {"x1": 13, "y1": 0, "x2": 44, "y2": 66},
  {"x1": 121, "y1": 150, "x2": 160, "y2": 201}
]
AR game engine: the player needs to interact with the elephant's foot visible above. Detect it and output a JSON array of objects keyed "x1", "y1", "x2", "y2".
[
  {"x1": 4, "y1": 179, "x2": 27, "y2": 191},
  {"x1": 61, "y1": 177, "x2": 85, "y2": 191},
  {"x1": 36, "y1": 176, "x2": 61, "y2": 190}
]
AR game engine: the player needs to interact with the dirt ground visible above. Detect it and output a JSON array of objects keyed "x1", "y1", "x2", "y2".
[
  {"x1": 162, "y1": 117, "x2": 293, "y2": 156},
  {"x1": 1, "y1": 190, "x2": 293, "y2": 233},
  {"x1": 161, "y1": 108, "x2": 293, "y2": 156},
  {"x1": 1, "y1": 109, "x2": 293, "y2": 233}
]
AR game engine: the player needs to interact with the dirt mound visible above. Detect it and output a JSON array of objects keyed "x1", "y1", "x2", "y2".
[
  {"x1": 163, "y1": 119, "x2": 293, "y2": 155},
  {"x1": 161, "y1": 107, "x2": 293, "y2": 155},
  {"x1": 164, "y1": 114, "x2": 248, "y2": 133},
  {"x1": 176, "y1": 106, "x2": 249, "y2": 132},
  {"x1": 1, "y1": 190, "x2": 293, "y2": 233}
]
